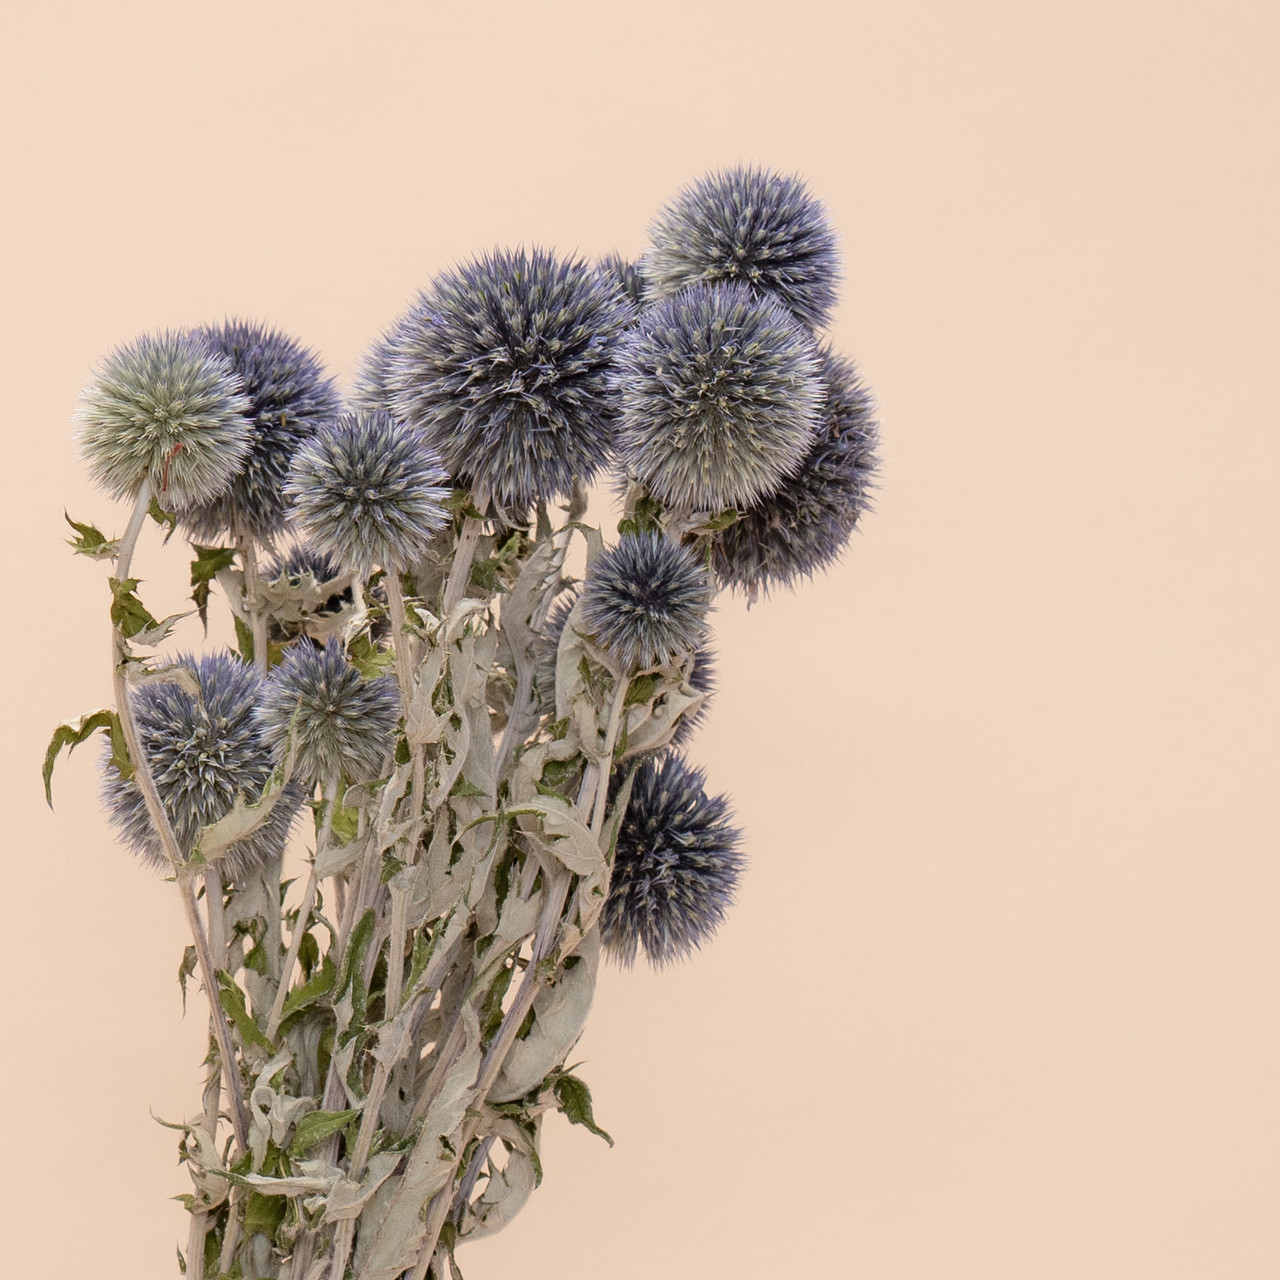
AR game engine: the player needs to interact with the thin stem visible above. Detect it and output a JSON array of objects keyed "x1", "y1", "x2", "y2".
[
  {"x1": 590, "y1": 673, "x2": 630, "y2": 839},
  {"x1": 240, "y1": 537, "x2": 270, "y2": 677},
  {"x1": 442, "y1": 515, "x2": 484, "y2": 615}
]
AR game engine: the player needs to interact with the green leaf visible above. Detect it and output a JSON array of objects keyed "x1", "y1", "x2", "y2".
[
  {"x1": 243, "y1": 1189, "x2": 287, "y2": 1239},
  {"x1": 190, "y1": 545, "x2": 237, "y2": 629},
  {"x1": 330, "y1": 801, "x2": 360, "y2": 846},
  {"x1": 337, "y1": 910, "x2": 376, "y2": 1000},
  {"x1": 696, "y1": 508, "x2": 740, "y2": 533},
  {"x1": 278, "y1": 955, "x2": 337, "y2": 1026},
  {"x1": 217, "y1": 972, "x2": 274, "y2": 1055},
  {"x1": 380, "y1": 851, "x2": 406, "y2": 883},
  {"x1": 43, "y1": 708, "x2": 132, "y2": 806},
  {"x1": 451, "y1": 776, "x2": 486, "y2": 798},
  {"x1": 617, "y1": 494, "x2": 664, "y2": 538},
  {"x1": 64, "y1": 512, "x2": 120, "y2": 560},
  {"x1": 553, "y1": 1072, "x2": 613, "y2": 1147},
  {"x1": 148, "y1": 496, "x2": 179, "y2": 540},
  {"x1": 177, "y1": 945, "x2": 197, "y2": 1013},
  {"x1": 233, "y1": 614, "x2": 255, "y2": 664},
  {"x1": 108, "y1": 576, "x2": 160, "y2": 639},
  {"x1": 288, "y1": 1107, "x2": 359, "y2": 1155},
  {"x1": 623, "y1": 673, "x2": 658, "y2": 708}
]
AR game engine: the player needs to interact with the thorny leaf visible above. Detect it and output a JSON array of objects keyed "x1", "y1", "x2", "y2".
[
  {"x1": 43, "y1": 708, "x2": 132, "y2": 806},
  {"x1": 552, "y1": 1071, "x2": 613, "y2": 1147},
  {"x1": 64, "y1": 512, "x2": 119, "y2": 560},
  {"x1": 108, "y1": 576, "x2": 159, "y2": 639},
  {"x1": 189, "y1": 545, "x2": 236, "y2": 630}
]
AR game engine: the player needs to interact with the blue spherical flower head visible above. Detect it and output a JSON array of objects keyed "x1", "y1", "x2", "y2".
[
  {"x1": 101, "y1": 652, "x2": 302, "y2": 878},
  {"x1": 580, "y1": 532, "x2": 712, "y2": 672},
  {"x1": 387, "y1": 247, "x2": 632, "y2": 510},
  {"x1": 285, "y1": 409, "x2": 451, "y2": 575},
  {"x1": 181, "y1": 320, "x2": 342, "y2": 543},
  {"x1": 597, "y1": 252, "x2": 649, "y2": 309},
  {"x1": 257, "y1": 638, "x2": 400, "y2": 785},
  {"x1": 643, "y1": 166, "x2": 840, "y2": 330},
  {"x1": 711, "y1": 346, "x2": 879, "y2": 595},
  {"x1": 351, "y1": 318, "x2": 411, "y2": 419},
  {"x1": 613, "y1": 283, "x2": 823, "y2": 512},
  {"x1": 76, "y1": 331, "x2": 252, "y2": 510},
  {"x1": 262, "y1": 541, "x2": 344, "y2": 586},
  {"x1": 603, "y1": 752, "x2": 743, "y2": 967}
]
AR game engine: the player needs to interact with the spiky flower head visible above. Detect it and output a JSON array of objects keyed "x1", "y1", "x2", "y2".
[
  {"x1": 712, "y1": 347, "x2": 879, "y2": 595},
  {"x1": 387, "y1": 247, "x2": 631, "y2": 510},
  {"x1": 602, "y1": 752, "x2": 743, "y2": 967},
  {"x1": 670, "y1": 643, "x2": 716, "y2": 747},
  {"x1": 613, "y1": 283, "x2": 822, "y2": 511},
  {"x1": 285, "y1": 409, "x2": 450, "y2": 575},
  {"x1": 643, "y1": 166, "x2": 840, "y2": 329},
  {"x1": 351, "y1": 319, "x2": 410, "y2": 419},
  {"x1": 101, "y1": 652, "x2": 302, "y2": 878},
  {"x1": 262, "y1": 541, "x2": 344, "y2": 586},
  {"x1": 597, "y1": 252, "x2": 649, "y2": 309},
  {"x1": 76, "y1": 331, "x2": 251, "y2": 510},
  {"x1": 580, "y1": 532, "x2": 712, "y2": 672},
  {"x1": 181, "y1": 320, "x2": 341, "y2": 543},
  {"x1": 256, "y1": 638, "x2": 399, "y2": 785}
]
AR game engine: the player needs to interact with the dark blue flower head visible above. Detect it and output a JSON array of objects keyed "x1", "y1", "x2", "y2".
[
  {"x1": 76, "y1": 331, "x2": 252, "y2": 510},
  {"x1": 387, "y1": 247, "x2": 631, "y2": 510},
  {"x1": 285, "y1": 409, "x2": 451, "y2": 575},
  {"x1": 603, "y1": 752, "x2": 743, "y2": 967},
  {"x1": 102, "y1": 652, "x2": 302, "y2": 877},
  {"x1": 670, "y1": 643, "x2": 715, "y2": 747},
  {"x1": 580, "y1": 533, "x2": 712, "y2": 672},
  {"x1": 643, "y1": 166, "x2": 840, "y2": 330},
  {"x1": 351, "y1": 319, "x2": 411, "y2": 420},
  {"x1": 711, "y1": 346, "x2": 879, "y2": 595},
  {"x1": 181, "y1": 320, "x2": 342, "y2": 543},
  {"x1": 535, "y1": 587, "x2": 581, "y2": 710},
  {"x1": 613, "y1": 283, "x2": 823, "y2": 512},
  {"x1": 262, "y1": 541, "x2": 344, "y2": 586},
  {"x1": 256, "y1": 638, "x2": 399, "y2": 784},
  {"x1": 597, "y1": 252, "x2": 649, "y2": 309}
]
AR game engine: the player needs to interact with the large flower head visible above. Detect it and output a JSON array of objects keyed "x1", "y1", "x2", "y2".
[
  {"x1": 597, "y1": 252, "x2": 649, "y2": 309},
  {"x1": 602, "y1": 752, "x2": 743, "y2": 967},
  {"x1": 351, "y1": 318, "x2": 411, "y2": 419},
  {"x1": 101, "y1": 652, "x2": 302, "y2": 878},
  {"x1": 76, "y1": 331, "x2": 251, "y2": 510},
  {"x1": 387, "y1": 247, "x2": 631, "y2": 510},
  {"x1": 284, "y1": 409, "x2": 450, "y2": 575},
  {"x1": 181, "y1": 320, "x2": 341, "y2": 543},
  {"x1": 256, "y1": 638, "x2": 399, "y2": 785},
  {"x1": 613, "y1": 283, "x2": 823, "y2": 512},
  {"x1": 643, "y1": 166, "x2": 840, "y2": 330},
  {"x1": 580, "y1": 532, "x2": 712, "y2": 672},
  {"x1": 711, "y1": 346, "x2": 879, "y2": 595}
]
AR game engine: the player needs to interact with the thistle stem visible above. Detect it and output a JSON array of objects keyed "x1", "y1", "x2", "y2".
[
  {"x1": 442, "y1": 514, "x2": 484, "y2": 614},
  {"x1": 240, "y1": 537, "x2": 270, "y2": 676}
]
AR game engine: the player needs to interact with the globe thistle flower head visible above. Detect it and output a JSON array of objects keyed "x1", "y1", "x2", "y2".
[
  {"x1": 256, "y1": 638, "x2": 399, "y2": 784},
  {"x1": 613, "y1": 283, "x2": 823, "y2": 511},
  {"x1": 76, "y1": 331, "x2": 252, "y2": 510},
  {"x1": 580, "y1": 532, "x2": 712, "y2": 672},
  {"x1": 670, "y1": 643, "x2": 716, "y2": 747},
  {"x1": 534, "y1": 586, "x2": 580, "y2": 709},
  {"x1": 597, "y1": 252, "x2": 649, "y2": 309},
  {"x1": 181, "y1": 320, "x2": 342, "y2": 543},
  {"x1": 602, "y1": 752, "x2": 743, "y2": 967},
  {"x1": 101, "y1": 651, "x2": 302, "y2": 878},
  {"x1": 643, "y1": 166, "x2": 840, "y2": 329},
  {"x1": 387, "y1": 247, "x2": 631, "y2": 509},
  {"x1": 262, "y1": 541, "x2": 344, "y2": 587},
  {"x1": 285, "y1": 409, "x2": 451, "y2": 575},
  {"x1": 711, "y1": 346, "x2": 879, "y2": 595},
  {"x1": 351, "y1": 318, "x2": 411, "y2": 419}
]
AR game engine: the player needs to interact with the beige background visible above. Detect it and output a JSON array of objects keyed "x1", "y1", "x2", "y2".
[{"x1": 2, "y1": 2, "x2": 1276, "y2": 1276}]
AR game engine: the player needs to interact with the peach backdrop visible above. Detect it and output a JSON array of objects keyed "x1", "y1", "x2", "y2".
[{"x1": 1, "y1": 2, "x2": 1276, "y2": 1277}]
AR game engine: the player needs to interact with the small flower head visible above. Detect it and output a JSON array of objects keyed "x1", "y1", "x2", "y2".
[
  {"x1": 670, "y1": 643, "x2": 716, "y2": 747},
  {"x1": 711, "y1": 346, "x2": 879, "y2": 595},
  {"x1": 387, "y1": 247, "x2": 631, "y2": 509},
  {"x1": 643, "y1": 166, "x2": 840, "y2": 329},
  {"x1": 76, "y1": 331, "x2": 251, "y2": 510},
  {"x1": 181, "y1": 320, "x2": 341, "y2": 543},
  {"x1": 613, "y1": 283, "x2": 823, "y2": 511},
  {"x1": 603, "y1": 752, "x2": 743, "y2": 967},
  {"x1": 262, "y1": 541, "x2": 344, "y2": 587},
  {"x1": 597, "y1": 252, "x2": 649, "y2": 308},
  {"x1": 101, "y1": 652, "x2": 302, "y2": 878},
  {"x1": 535, "y1": 587, "x2": 581, "y2": 711},
  {"x1": 256, "y1": 638, "x2": 399, "y2": 784},
  {"x1": 351, "y1": 319, "x2": 411, "y2": 419},
  {"x1": 285, "y1": 409, "x2": 451, "y2": 575},
  {"x1": 580, "y1": 532, "x2": 712, "y2": 672}
]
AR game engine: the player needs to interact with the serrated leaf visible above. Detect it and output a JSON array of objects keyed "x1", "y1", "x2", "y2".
[
  {"x1": 278, "y1": 955, "x2": 337, "y2": 1026},
  {"x1": 623, "y1": 673, "x2": 658, "y2": 708},
  {"x1": 108, "y1": 576, "x2": 160, "y2": 639},
  {"x1": 64, "y1": 512, "x2": 119, "y2": 560},
  {"x1": 553, "y1": 1072, "x2": 612, "y2": 1146},
  {"x1": 217, "y1": 971, "x2": 274, "y2": 1055},
  {"x1": 148, "y1": 496, "x2": 179, "y2": 540},
  {"x1": 129, "y1": 610, "x2": 193, "y2": 648},
  {"x1": 289, "y1": 1107, "x2": 360, "y2": 1156},
  {"x1": 43, "y1": 708, "x2": 132, "y2": 806},
  {"x1": 190, "y1": 545, "x2": 237, "y2": 630},
  {"x1": 244, "y1": 1189, "x2": 287, "y2": 1238}
]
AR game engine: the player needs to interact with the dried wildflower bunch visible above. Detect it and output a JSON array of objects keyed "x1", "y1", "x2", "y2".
[{"x1": 48, "y1": 165, "x2": 879, "y2": 1280}]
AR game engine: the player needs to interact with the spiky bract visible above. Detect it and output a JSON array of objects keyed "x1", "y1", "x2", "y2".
[
  {"x1": 76, "y1": 332, "x2": 251, "y2": 510},
  {"x1": 711, "y1": 347, "x2": 879, "y2": 594},
  {"x1": 257, "y1": 638, "x2": 399, "y2": 784},
  {"x1": 602, "y1": 752, "x2": 743, "y2": 967},
  {"x1": 613, "y1": 284, "x2": 822, "y2": 511},
  {"x1": 387, "y1": 247, "x2": 631, "y2": 510},
  {"x1": 597, "y1": 253, "x2": 649, "y2": 308},
  {"x1": 580, "y1": 533, "x2": 711, "y2": 672},
  {"x1": 101, "y1": 652, "x2": 301, "y2": 877},
  {"x1": 643, "y1": 166, "x2": 840, "y2": 329},
  {"x1": 181, "y1": 321, "x2": 341, "y2": 543},
  {"x1": 285, "y1": 410, "x2": 450, "y2": 575}
]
